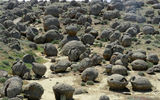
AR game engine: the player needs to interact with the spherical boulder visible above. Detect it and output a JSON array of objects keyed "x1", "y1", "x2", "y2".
[
  {"x1": 99, "y1": 95, "x2": 110, "y2": 100},
  {"x1": 44, "y1": 30, "x2": 63, "y2": 43},
  {"x1": 105, "y1": 64, "x2": 113, "y2": 74},
  {"x1": 12, "y1": 60, "x2": 27, "y2": 77},
  {"x1": 121, "y1": 35, "x2": 132, "y2": 47},
  {"x1": 53, "y1": 83, "x2": 75, "y2": 100},
  {"x1": 34, "y1": 34, "x2": 46, "y2": 44},
  {"x1": 130, "y1": 76, "x2": 152, "y2": 91},
  {"x1": 107, "y1": 74, "x2": 128, "y2": 90},
  {"x1": 103, "y1": 10, "x2": 120, "y2": 20},
  {"x1": 77, "y1": 15, "x2": 92, "y2": 25},
  {"x1": 126, "y1": 26, "x2": 138, "y2": 37},
  {"x1": 99, "y1": 29, "x2": 113, "y2": 41},
  {"x1": 3, "y1": 20, "x2": 15, "y2": 28},
  {"x1": 22, "y1": 54, "x2": 35, "y2": 63},
  {"x1": 66, "y1": 25, "x2": 78, "y2": 36},
  {"x1": 81, "y1": 33, "x2": 95, "y2": 45},
  {"x1": 59, "y1": 35, "x2": 80, "y2": 48},
  {"x1": 2, "y1": 77, "x2": 22, "y2": 98},
  {"x1": 90, "y1": 4, "x2": 103, "y2": 16},
  {"x1": 61, "y1": 40, "x2": 86, "y2": 56},
  {"x1": 110, "y1": 52, "x2": 123, "y2": 65},
  {"x1": 44, "y1": 5, "x2": 59, "y2": 17},
  {"x1": 26, "y1": 27, "x2": 38, "y2": 41},
  {"x1": 77, "y1": 58, "x2": 93, "y2": 72},
  {"x1": 43, "y1": 17, "x2": 60, "y2": 31},
  {"x1": 32, "y1": 63, "x2": 47, "y2": 77},
  {"x1": 81, "y1": 68, "x2": 98, "y2": 82},
  {"x1": 23, "y1": 82, "x2": 44, "y2": 100},
  {"x1": 50, "y1": 60, "x2": 71, "y2": 73},
  {"x1": 44, "y1": 43, "x2": 58, "y2": 57},
  {"x1": 131, "y1": 52, "x2": 146, "y2": 61},
  {"x1": 147, "y1": 54, "x2": 159, "y2": 64},
  {"x1": 111, "y1": 65, "x2": 128, "y2": 75},
  {"x1": 109, "y1": 31, "x2": 121, "y2": 42},
  {"x1": 131, "y1": 59, "x2": 148, "y2": 71},
  {"x1": 112, "y1": 45, "x2": 124, "y2": 54},
  {"x1": 143, "y1": 25, "x2": 155, "y2": 35},
  {"x1": 103, "y1": 48, "x2": 112, "y2": 60},
  {"x1": 90, "y1": 53, "x2": 103, "y2": 66}
]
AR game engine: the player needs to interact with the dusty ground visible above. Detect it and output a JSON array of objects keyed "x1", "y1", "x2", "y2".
[{"x1": 26, "y1": 50, "x2": 160, "y2": 100}]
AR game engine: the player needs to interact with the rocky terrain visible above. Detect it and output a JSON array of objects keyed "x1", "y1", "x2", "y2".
[{"x1": 1, "y1": 0, "x2": 160, "y2": 100}]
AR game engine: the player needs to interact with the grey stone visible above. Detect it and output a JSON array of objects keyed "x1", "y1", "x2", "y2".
[{"x1": 81, "y1": 68, "x2": 98, "y2": 82}]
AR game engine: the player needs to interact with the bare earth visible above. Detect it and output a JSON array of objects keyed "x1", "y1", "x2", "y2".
[{"x1": 27, "y1": 52, "x2": 160, "y2": 100}]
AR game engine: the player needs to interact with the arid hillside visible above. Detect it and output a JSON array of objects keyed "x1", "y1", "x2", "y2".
[{"x1": 0, "y1": 0, "x2": 160, "y2": 100}]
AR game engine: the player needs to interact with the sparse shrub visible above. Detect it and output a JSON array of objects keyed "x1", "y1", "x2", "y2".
[
  {"x1": 51, "y1": 40, "x2": 60, "y2": 44},
  {"x1": 142, "y1": 35, "x2": 153, "y2": 40},
  {"x1": 153, "y1": 40, "x2": 160, "y2": 44},
  {"x1": 2, "y1": 60, "x2": 10, "y2": 66},
  {"x1": 101, "y1": 20, "x2": 108, "y2": 25},
  {"x1": 102, "y1": 60, "x2": 106, "y2": 64},
  {"x1": 146, "y1": 61, "x2": 153, "y2": 68},
  {"x1": 0, "y1": 77, "x2": 7, "y2": 83},
  {"x1": 94, "y1": 16, "x2": 98, "y2": 19},
  {"x1": 2, "y1": 97, "x2": 8, "y2": 100},
  {"x1": 93, "y1": 43, "x2": 103, "y2": 48},
  {"x1": 26, "y1": 50, "x2": 36, "y2": 56},
  {"x1": 72, "y1": 67, "x2": 78, "y2": 72},
  {"x1": 100, "y1": 38, "x2": 108, "y2": 42},
  {"x1": 155, "y1": 34, "x2": 160, "y2": 41},
  {"x1": 25, "y1": 63, "x2": 32, "y2": 69},
  {"x1": 81, "y1": 82, "x2": 86, "y2": 86},
  {"x1": 138, "y1": 72, "x2": 145, "y2": 76},
  {"x1": 86, "y1": 81, "x2": 94, "y2": 85},
  {"x1": 131, "y1": 37, "x2": 138, "y2": 42},
  {"x1": 36, "y1": 19, "x2": 41, "y2": 23}
]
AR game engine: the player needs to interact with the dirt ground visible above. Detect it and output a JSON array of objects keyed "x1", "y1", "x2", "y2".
[{"x1": 27, "y1": 51, "x2": 160, "y2": 100}]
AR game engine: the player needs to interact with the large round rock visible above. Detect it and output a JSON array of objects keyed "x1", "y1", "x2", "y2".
[
  {"x1": 77, "y1": 58, "x2": 93, "y2": 72},
  {"x1": 43, "y1": 17, "x2": 60, "y2": 31},
  {"x1": 2, "y1": 77, "x2": 22, "y2": 98},
  {"x1": 111, "y1": 65, "x2": 128, "y2": 75},
  {"x1": 50, "y1": 60, "x2": 71, "y2": 73},
  {"x1": 12, "y1": 60, "x2": 27, "y2": 77},
  {"x1": 99, "y1": 95, "x2": 110, "y2": 100},
  {"x1": 81, "y1": 33, "x2": 95, "y2": 45},
  {"x1": 131, "y1": 52, "x2": 146, "y2": 61},
  {"x1": 59, "y1": 35, "x2": 80, "y2": 48},
  {"x1": 103, "y1": 48, "x2": 112, "y2": 60},
  {"x1": 81, "y1": 68, "x2": 98, "y2": 82},
  {"x1": 121, "y1": 35, "x2": 132, "y2": 47},
  {"x1": 44, "y1": 43, "x2": 58, "y2": 57},
  {"x1": 23, "y1": 82, "x2": 44, "y2": 100},
  {"x1": 44, "y1": 5, "x2": 59, "y2": 17},
  {"x1": 53, "y1": 83, "x2": 75, "y2": 100},
  {"x1": 61, "y1": 40, "x2": 86, "y2": 58},
  {"x1": 99, "y1": 29, "x2": 113, "y2": 41},
  {"x1": 22, "y1": 54, "x2": 35, "y2": 63},
  {"x1": 143, "y1": 25, "x2": 155, "y2": 35},
  {"x1": 130, "y1": 76, "x2": 152, "y2": 91},
  {"x1": 66, "y1": 25, "x2": 78, "y2": 36},
  {"x1": 131, "y1": 59, "x2": 148, "y2": 71},
  {"x1": 44, "y1": 30, "x2": 63, "y2": 43},
  {"x1": 107, "y1": 74, "x2": 128, "y2": 90},
  {"x1": 147, "y1": 54, "x2": 159, "y2": 64},
  {"x1": 32, "y1": 63, "x2": 47, "y2": 77}
]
